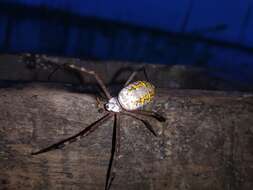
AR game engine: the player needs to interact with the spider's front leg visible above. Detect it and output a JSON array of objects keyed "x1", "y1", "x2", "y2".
[
  {"x1": 67, "y1": 64, "x2": 112, "y2": 100},
  {"x1": 105, "y1": 114, "x2": 121, "y2": 190},
  {"x1": 20, "y1": 53, "x2": 112, "y2": 100},
  {"x1": 31, "y1": 113, "x2": 113, "y2": 155}
]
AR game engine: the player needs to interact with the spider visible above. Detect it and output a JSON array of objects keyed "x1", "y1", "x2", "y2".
[{"x1": 21, "y1": 54, "x2": 166, "y2": 190}]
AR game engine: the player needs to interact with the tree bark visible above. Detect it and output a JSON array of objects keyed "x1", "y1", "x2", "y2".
[{"x1": 0, "y1": 83, "x2": 252, "y2": 190}]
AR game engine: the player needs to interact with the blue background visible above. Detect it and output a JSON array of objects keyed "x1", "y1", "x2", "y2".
[{"x1": 0, "y1": 0, "x2": 253, "y2": 90}]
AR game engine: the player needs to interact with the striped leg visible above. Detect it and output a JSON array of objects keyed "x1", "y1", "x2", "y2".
[
  {"x1": 122, "y1": 111, "x2": 157, "y2": 137},
  {"x1": 31, "y1": 113, "x2": 112, "y2": 155}
]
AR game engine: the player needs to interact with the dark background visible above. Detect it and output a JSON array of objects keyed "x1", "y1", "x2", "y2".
[
  {"x1": 0, "y1": 0, "x2": 253, "y2": 90},
  {"x1": 0, "y1": 2, "x2": 253, "y2": 190}
]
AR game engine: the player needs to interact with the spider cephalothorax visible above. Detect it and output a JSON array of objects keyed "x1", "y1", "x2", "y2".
[
  {"x1": 105, "y1": 97, "x2": 122, "y2": 112},
  {"x1": 21, "y1": 54, "x2": 166, "y2": 190}
]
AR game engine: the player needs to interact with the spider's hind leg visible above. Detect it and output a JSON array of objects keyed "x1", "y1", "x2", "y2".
[
  {"x1": 124, "y1": 66, "x2": 149, "y2": 86},
  {"x1": 131, "y1": 110, "x2": 166, "y2": 122},
  {"x1": 122, "y1": 111, "x2": 157, "y2": 137}
]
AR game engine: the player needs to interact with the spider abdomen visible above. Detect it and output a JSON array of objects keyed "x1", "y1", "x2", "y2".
[{"x1": 118, "y1": 81, "x2": 155, "y2": 110}]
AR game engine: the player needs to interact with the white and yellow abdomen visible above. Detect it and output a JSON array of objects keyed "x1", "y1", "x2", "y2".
[{"x1": 118, "y1": 81, "x2": 155, "y2": 110}]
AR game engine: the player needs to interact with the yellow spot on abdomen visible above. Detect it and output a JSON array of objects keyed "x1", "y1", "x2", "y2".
[
  {"x1": 118, "y1": 81, "x2": 155, "y2": 110},
  {"x1": 136, "y1": 89, "x2": 154, "y2": 106}
]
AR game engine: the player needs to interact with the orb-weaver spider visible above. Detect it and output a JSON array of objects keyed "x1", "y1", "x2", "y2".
[{"x1": 21, "y1": 54, "x2": 166, "y2": 190}]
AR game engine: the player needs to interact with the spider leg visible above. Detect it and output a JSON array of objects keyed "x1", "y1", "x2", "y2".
[
  {"x1": 47, "y1": 64, "x2": 61, "y2": 80},
  {"x1": 47, "y1": 62, "x2": 86, "y2": 84},
  {"x1": 31, "y1": 113, "x2": 113, "y2": 155},
  {"x1": 130, "y1": 110, "x2": 166, "y2": 122},
  {"x1": 116, "y1": 114, "x2": 121, "y2": 156},
  {"x1": 124, "y1": 66, "x2": 149, "y2": 86},
  {"x1": 21, "y1": 54, "x2": 111, "y2": 99},
  {"x1": 105, "y1": 114, "x2": 120, "y2": 190},
  {"x1": 67, "y1": 64, "x2": 112, "y2": 100},
  {"x1": 122, "y1": 111, "x2": 157, "y2": 137}
]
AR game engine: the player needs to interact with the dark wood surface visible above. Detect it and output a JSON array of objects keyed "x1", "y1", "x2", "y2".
[
  {"x1": 0, "y1": 83, "x2": 253, "y2": 190},
  {"x1": 0, "y1": 54, "x2": 227, "y2": 91}
]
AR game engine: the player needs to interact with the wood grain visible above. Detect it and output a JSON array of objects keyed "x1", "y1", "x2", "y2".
[{"x1": 0, "y1": 83, "x2": 253, "y2": 190}]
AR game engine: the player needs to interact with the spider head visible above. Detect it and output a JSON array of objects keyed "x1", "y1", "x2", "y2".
[{"x1": 105, "y1": 97, "x2": 122, "y2": 112}]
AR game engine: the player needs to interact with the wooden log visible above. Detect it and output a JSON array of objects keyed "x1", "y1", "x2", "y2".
[
  {"x1": 0, "y1": 54, "x2": 221, "y2": 90},
  {"x1": 0, "y1": 83, "x2": 253, "y2": 190}
]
